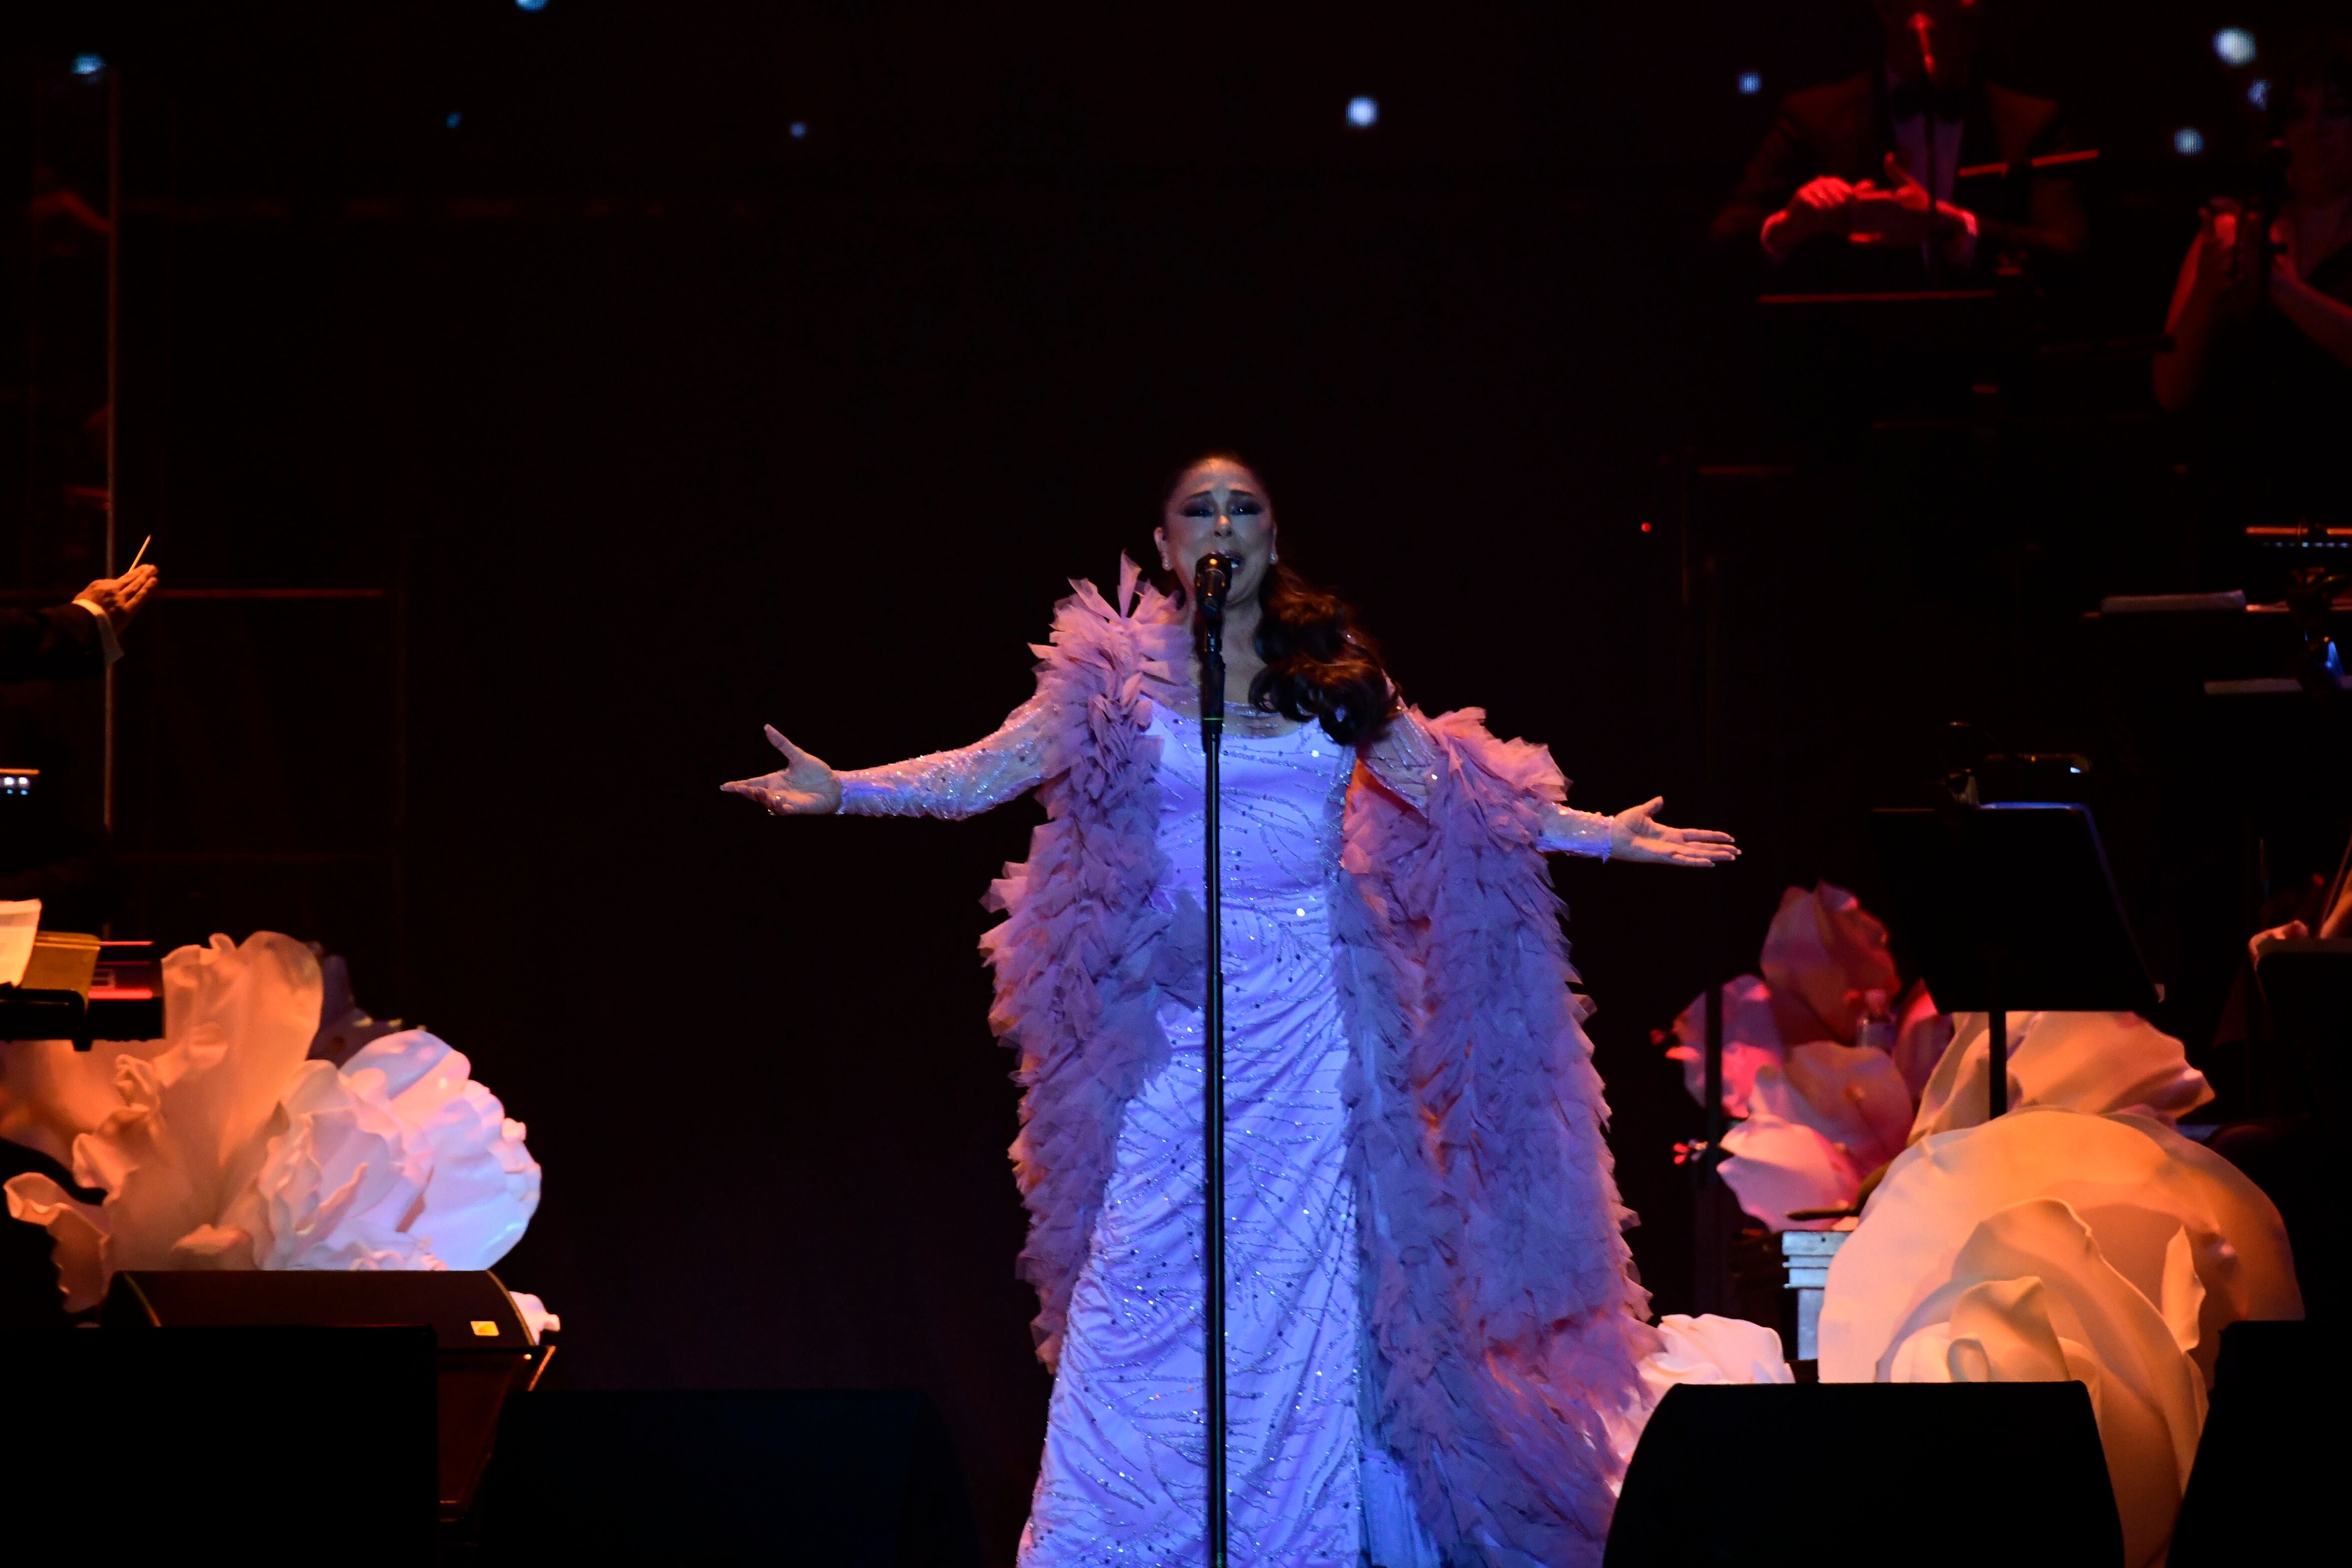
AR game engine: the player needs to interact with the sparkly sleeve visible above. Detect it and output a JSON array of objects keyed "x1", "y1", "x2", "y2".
[
  {"x1": 1535, "y1": 804, "x2": 1614, "y2": 859},
  {"x1": 835, "y1": 693, "x2": 1054, "y2": 819},
  {"x1": 1359, "y1": 707, "x2": 1444, "y2": 809},
  {"x1": 1364, "y1": 707, "x2": 1614, "y2": 857}
]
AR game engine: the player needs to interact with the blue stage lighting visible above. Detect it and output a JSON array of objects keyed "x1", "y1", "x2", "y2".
[
  {"x1": 446, "y1": 111, "x2": 464, "y2": 130},
  {"x1": 2213, "y1": 28, "x2": 2256, "y2": 68},
  {"x1": 2173, "y1": 126, "x2": 2206, "y2": 156},
  {"x1": 1738, "y1": 72, "x2": 1762, "y2": 96},
  {"x1": 517, "y1": 0, "x2": 550, "y2": 9},
  {"x1": 1346, "y1": 96, "x2": 1378, "y2": 129},
  {"x1": 71, "y1": 54, "x2": 104, "y2": 77},
  {"x1": 790, "y1": 121, "x2": 808, "y2": 139},
  {"x1": 2248, "y1": 78, "x2": 2270, "y2": 108}
]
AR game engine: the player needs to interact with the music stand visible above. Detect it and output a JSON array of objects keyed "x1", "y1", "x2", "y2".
[{"x1": 1871, "y1": 804, "x2": 2161, "y2": 1119}]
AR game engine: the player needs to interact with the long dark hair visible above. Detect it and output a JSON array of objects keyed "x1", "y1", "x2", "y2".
[{"x1": 1149, "y1": 455, "x2": 1397, "y2": 746}]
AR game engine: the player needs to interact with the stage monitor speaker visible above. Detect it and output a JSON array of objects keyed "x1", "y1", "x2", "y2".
[
  {"x1": 102, "y1": 1268, "x2": 552, "y2": 1521},
  {"x1": 0, "y1": 1324, "x2": 437, "y2": 1561},
  {"x1": 2170, "y1": 1320, "x2": 2321, "y2": 1565},
  {"x1": 472, "y1": 1390, "x2": 984, "y2": 1567},
  {"x1": 1605, "y1": 1383, "x2": 2121, "y2": 1566}
]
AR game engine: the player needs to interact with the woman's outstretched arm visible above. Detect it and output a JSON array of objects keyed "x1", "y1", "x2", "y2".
[
  {"x1": 1359, "y1": 709, "x2": 1736, "y2": 866},
  {"x1": 1544, "y1": 796, "x2": 1738, "y2": 866},
  {"x1": 722, "y1": 693, "x2": 1054, "y2": 820}
]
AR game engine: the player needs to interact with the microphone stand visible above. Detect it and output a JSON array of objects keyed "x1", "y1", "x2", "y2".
[{"x1": 1195, "y1": 554, "x2": 1232, "y2": 1568}]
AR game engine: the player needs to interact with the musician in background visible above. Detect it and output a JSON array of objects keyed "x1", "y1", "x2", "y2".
[
  {"x1": 1712, "y1": 0, "x2": 2086, "y2": 286},
  {"x1": 0, "y1": 563, "x2": 158, "y2": 683},
  {"x1": 2153, "y1": 32, "x2": 2352, "y2": 532},
  {"x1": 0, "y1": 562, "x2": 156, "y2": 932}
]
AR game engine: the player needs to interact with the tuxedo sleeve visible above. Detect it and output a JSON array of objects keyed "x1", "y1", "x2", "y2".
[
  {"x1": 0, "y1": 604, "x2": 108, "y2": 683},
  {"x1": 1712, "y1": 103, "x2": 1818, "y2": 249},
  {"x1": 1976, "y1": 90, "x2": 2088, "y2": 258}
]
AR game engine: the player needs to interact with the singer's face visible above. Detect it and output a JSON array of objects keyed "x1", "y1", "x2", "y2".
[{"x1": 1157, "y1": 460, "x2": 1276, "y2": 604}]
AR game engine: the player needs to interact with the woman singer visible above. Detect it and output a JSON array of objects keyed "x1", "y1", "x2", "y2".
[{"x1": 724, "y1": 455, "x2": 1736, "y2": 1568}]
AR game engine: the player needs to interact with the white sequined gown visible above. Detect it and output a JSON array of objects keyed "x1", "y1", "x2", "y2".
[{"x1": 837, "y1": 693, "x2": 1611, "y2": 1567}]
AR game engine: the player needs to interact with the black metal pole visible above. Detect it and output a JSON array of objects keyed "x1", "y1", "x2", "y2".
[
  {"x1": 1200, "y1": 605, "x2": 1229, "y2": 1568},
  {"x1": 1987, "y1": 958, "x2": 2007, "y2": 1121},
  {"x1": 1693, "y1": 979, "x2": 1734, "y2": 1316},
  {"x1": 1704, "y1": 981, "x2": 1726, "y2": 1151}
]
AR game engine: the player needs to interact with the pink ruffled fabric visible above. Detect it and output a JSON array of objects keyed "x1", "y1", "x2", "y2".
[
  {"x1": 984, "y1": 560, "x2": 1650, "y2": 1565},
  {"x1": 1338, "y1": 709, "x2": 1653, "y2": 1567},
  {"x1": 980, "y1": 559, "x2": 1192, "y2": 1366}
]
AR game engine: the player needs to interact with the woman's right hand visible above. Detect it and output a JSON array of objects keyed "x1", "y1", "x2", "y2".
[
  {"x1": 1763, "y1": 176, "x2": 1855, "y2": 254},
  {"x1": 722, "y1": 725, "x2": 843, "y2": 816},
  {"x1": 2193, "y1": 201, "x2": 2264, "y2": 318}
]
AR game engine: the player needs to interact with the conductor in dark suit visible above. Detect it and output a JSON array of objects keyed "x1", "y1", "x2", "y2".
[
  {"x1": 1712, "y1": 0, "x2": 2086, "y2": 284},
  {"x1": 0, "y1": 563, "x2": 157, "y2": 684}
]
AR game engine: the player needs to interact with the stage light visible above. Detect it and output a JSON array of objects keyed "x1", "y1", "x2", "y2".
[
  {"x1": 2174, "y1": 126, "x2": 2206, "y2": 156},
  {"x1": 2248, "y1": 78, "x2": 2270, "y2": 108},
  {"x1": 1346, "y1": 96, "x2": 1378, "y2": 129},
  {"x1": 789, "y1": 121, "x2": 808, "y2": 138},
  {"x1": 71, "y1": 54, "x2": 104, "y2": 77},
  {"x1": 2213, "y1": 28, "x2": 2256, "y2": 68},
  {"x1": 517, "y1": 0, "x2": 549, "y2": 9},
  {"x1": 446, "y1": 111, "x2": 464, "y2": 129},
  {"x1": 1738, "y1": 72, "x2": 1762, "y2": 96}
]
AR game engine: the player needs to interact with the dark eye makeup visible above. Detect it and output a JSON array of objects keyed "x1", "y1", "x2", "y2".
[{"x1": 1176, "y1": 493, "x2": 1264, "y2": 518}]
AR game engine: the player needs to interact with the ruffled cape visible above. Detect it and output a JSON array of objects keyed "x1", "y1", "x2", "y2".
[{"x1": 982, "y1": 559, "x2": 1653, "y2": 1567}]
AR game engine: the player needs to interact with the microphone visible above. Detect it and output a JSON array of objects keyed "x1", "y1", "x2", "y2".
[
  {"x1": 1194, "y1": 553, "x2": 1237, "y2": 737},
  {"x1": 1907, "y1": 10, "x2": 1938, "y2": 86},
  {"x1": 1194, "y1": 552, "x2": 1236, "y2": 623}
]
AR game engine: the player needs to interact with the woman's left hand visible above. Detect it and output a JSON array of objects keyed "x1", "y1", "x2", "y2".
[{"x1": 1610, "y1": 797, "x2": 1739, "y2": 867}]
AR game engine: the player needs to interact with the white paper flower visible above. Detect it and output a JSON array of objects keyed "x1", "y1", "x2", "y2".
[
  {"x1": 1818, "y1": 1107, "x2": 2299, "y2": 1564},
  {"x1": 1910, "y1": 1011, "x2": 2214, "y2": 1142},
  {"x1": 1717, "y1": 1109, "x2": 1860, "y2": 1231},
  {"x1": 0, "y1": 1037, "x2": 172, "y2": 1168},
  {"x1": 336, "y1": 1031, "x2": 540, "y2": 1271},
  {"x1": 1824, "y1": 1108, "x2": 2299, "y2": 1388},
  {"x1": 255, "y1": 1058, "x2": 436, "y2": 1270},
  {"x1": 507, "y1": 1290, "x2": 561, "y2": 1344},
  {"x1": 1641, "y1": 1312, "x2": 1794, "y2": 1394},
  {"x1": 4, "y1": 932, "x2": 540, "y2": 1307},
  {"x1": 1756, "y1": 1041, "x2": 1914, "y2": 1171},
  {"x1": 4, "y1": 933, "x2": 323, "y2": 1305},
  {"x1": 1877, "y1": 1197, "x2": 2207, "y2": 1568},
  {"x1": 1712, "y1": 1041, "x2": 1913, "y2": 1230},
  {"x1": 1605, "y1": 1313, "x2": 1794, "y2": 1467}
]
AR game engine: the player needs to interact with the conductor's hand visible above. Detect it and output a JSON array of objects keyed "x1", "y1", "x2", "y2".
[
  {"x1": 76, "y1": 563, "x2": 159, "y2": 632},
  {"x1": 1763, "y1": 176, "x2": 1857, "y2": 254},
  {"x1": 1847, "y1": 155, "x2": 1970, "y2": 249},
  {"x1": 2192, "y1": 200, "x2": 2265, "y2": 319},
  {"x1": 1610, "y1": 797, "x2": 1740, "y2": 867},
  {"x1": 722, "y1": 725, "x2": 843, "y2": 816}
]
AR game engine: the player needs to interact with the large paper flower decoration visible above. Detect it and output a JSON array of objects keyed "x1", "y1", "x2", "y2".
[
  {"x1": 1909, "y1": 1011, "x2": 2214, "y2": 1143},
  {"x1": 1819, "y1": 1108, "x2": 2300, "y2": 1567},
  {"x1": 4, "y1": 932, "x2": 541, "y2": 1309},
  {"x1": 1759, "y1": 881, "x2": 1899, "y2": 1045},
  {"x1": 1717, "y1": 1040, "x2": 1915, "y2": 1229}
]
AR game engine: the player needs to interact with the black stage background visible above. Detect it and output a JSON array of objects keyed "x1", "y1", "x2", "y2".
[{"x1": 4, "y1": 2, "x2": 2336, "y2": 1557}]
